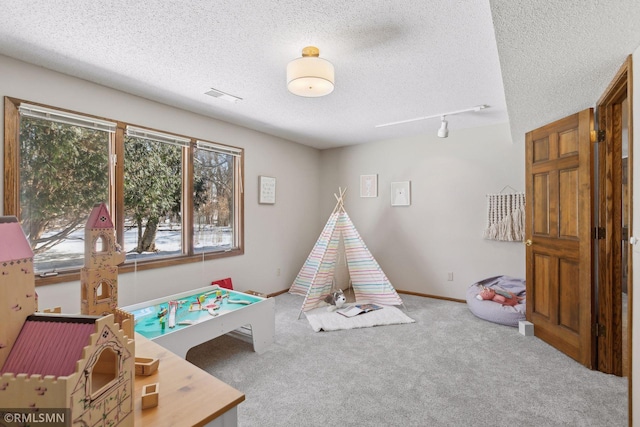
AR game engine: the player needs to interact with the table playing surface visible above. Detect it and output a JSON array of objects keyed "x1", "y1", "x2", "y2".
[{"x1": 128, "y1": 287, "x2": 262, "y2": 340}]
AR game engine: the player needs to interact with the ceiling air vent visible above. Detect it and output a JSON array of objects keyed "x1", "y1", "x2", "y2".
[{"x1": 204, "y1": 88, "x2": 242, "y2": 103}]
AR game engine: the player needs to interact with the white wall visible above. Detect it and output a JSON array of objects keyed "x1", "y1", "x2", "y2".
[
  {"x1": 319, "y1": 122, "x2": 525, "y2": 299},
  {"x1": 0, "y1": 54, "x2": 322, "y2": 311}
]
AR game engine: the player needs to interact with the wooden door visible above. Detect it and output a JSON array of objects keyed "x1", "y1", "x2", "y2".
[{"x1": 525, "y1": 109, "x2": 595, "y2": 368}]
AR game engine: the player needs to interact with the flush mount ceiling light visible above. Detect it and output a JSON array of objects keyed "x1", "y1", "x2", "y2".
[
  {"x1": 376, "y1": 104, "x2": 489, "y2": 138},
  {"x1": 287, "y1": 46, "x2": 335, "y2": 97}
]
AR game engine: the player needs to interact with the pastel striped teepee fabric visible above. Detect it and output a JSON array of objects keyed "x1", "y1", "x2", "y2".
[{"x1": 289, "y1": 188, "x2": 403, "y2": 314}]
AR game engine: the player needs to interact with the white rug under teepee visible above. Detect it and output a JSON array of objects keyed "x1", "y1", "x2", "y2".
[{"x1": 305, "y1": 306, "x2": 415, "y2": 332}]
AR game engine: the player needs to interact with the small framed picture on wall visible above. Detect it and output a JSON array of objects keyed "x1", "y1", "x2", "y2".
[
  {"x1": 259, "y1": 176, "x2": 276, "y2": 204},
  {"x1": 391, "y1": 181, "x2": 411, "y2": 206},
  {"x1": 360, "y1": 174, "x2": 378, "y2": 197}
]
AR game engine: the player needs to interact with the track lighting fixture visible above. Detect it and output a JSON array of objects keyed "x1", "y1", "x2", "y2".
[
  {"x1": 437, "y1": 116, "x2": 449, "y2": 138},
  {"x1": 375, "y1": 104, "x2": 489, "y2": 138}
]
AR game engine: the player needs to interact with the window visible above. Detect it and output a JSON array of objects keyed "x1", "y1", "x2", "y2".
[
  {"x1": 17, "y1": 103, "x2": 113, "y2": 272},
  {"x1": 193, "y1": 141, "x2": 242, "y2": 253},
  {"x1": 3, "y1": 97, "x2": 244, "y2": 283},
  {"x1": 124, "y1": 126, "x2": 187, "y2": 261}
]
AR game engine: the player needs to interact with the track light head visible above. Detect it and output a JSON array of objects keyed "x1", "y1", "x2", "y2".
[{"x1": 437, "y1": 116, "x2": 448, "y2": 138}]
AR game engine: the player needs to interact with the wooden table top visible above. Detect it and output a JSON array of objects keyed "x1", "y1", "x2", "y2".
[{"x1": 133, "y1": 334, "x2": 245, "y2": 426}]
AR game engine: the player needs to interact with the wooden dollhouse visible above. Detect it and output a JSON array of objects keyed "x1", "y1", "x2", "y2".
[
  {"x1": 0, "y1": 314, "x2": 135, "y2": 426},
  {"x1": 0, "y1": 216, "x2": 38, "y2": 369},
  {"x1": 81, "y1": 203, "x2": 134, "y2": 338},
  {"x1": 0, "y1": 212, "x2": 135, "y2": 426}
]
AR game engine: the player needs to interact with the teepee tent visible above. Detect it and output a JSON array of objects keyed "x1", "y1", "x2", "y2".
[{"x1": 289, "y1": 188, "x2": 403, "y2": 313}]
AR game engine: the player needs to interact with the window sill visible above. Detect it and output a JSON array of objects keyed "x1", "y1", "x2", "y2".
[{"x1": 34, "y1": 248, "x2": 244, "y2": 287}]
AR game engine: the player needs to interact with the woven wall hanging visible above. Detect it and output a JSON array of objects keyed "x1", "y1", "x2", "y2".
[{"x1": 484, "y1": 190, "x2": 525, "y2": 242}]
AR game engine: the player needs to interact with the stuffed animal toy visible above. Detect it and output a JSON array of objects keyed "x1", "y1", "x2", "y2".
[
  {"x1": 324, "y1": 289, "x2": 347, "y2": 311},
  {"x1": 476, "y1": 285, "x2": 522, "y2": 307}
]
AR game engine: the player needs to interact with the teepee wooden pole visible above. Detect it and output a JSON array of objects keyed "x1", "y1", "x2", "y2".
[{"x1": 332, "y1": 187, "x2": 347, "y2": 214}]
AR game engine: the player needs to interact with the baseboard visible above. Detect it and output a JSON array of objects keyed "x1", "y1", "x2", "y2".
[
  {"x1": 269, "y1": 288, "x2": 465, "y2": 304},
  {"x1": 268, "y1": 289, "x2": 289, "y2": 298},
  {"x1": 397, "y1": 290, "x2": 465, "y2": 304}
]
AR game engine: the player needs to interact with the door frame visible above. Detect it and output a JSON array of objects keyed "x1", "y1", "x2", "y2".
[{"x1": 595, "y1": 54, "x2": 633, "y2": 418}]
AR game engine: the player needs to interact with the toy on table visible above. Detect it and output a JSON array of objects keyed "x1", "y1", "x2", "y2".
[
  {"x1": 214, "y1": 289, "x2": 230, "y2": 301},
  {"x1": 189, "y1": 292, "x2": 220, "y2": 312},
  {"x1": 227, "y1": 298, "x2": 252, "y2": 305},
  {"x1": 0, "y1": 213, "x2": 136, "y2": 426},
  {"x1": 157, "y1": 306, "x2": 168, "y2": 318},
  {"x1": 475, "y1": 285, "x2": 522, "y2": 306},
  {"x1": 135, "y1": 357, "x2": 159, "y2": 376},
  {"x1": 189, "y1": 294, "x2": 208, "y2": 311},
  {"x1": 141, "y1": 383, "x2": 159, "y2": 409},
  {"x1": 168, "y1": 301, "x2": 178, "y2": 328}
]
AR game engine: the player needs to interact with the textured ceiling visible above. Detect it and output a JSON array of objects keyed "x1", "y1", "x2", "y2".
[
  {"x1": 491, "y1": 0, "x2": 640, "y2": 144},
  {"x1": 0, "y1": 1, "x2": 639, "y2": 149}
]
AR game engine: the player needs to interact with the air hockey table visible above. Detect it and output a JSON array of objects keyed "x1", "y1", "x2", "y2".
[{"x1": 122, "y1": 286, "x2": 275, "y2": 358}]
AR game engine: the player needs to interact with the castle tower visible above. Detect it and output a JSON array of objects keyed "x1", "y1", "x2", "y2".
[
  {"x1": 81, "y1": 203, "x2": 126, "y2": 316},
  {"x1": 0, "y1": 216, "x2": 37, "y2": 368}
]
